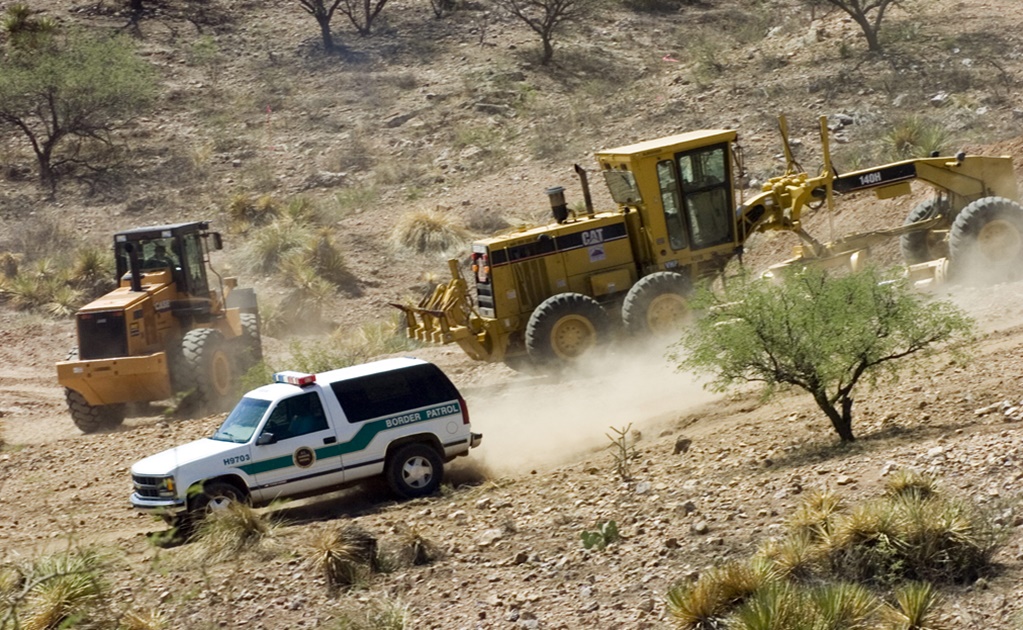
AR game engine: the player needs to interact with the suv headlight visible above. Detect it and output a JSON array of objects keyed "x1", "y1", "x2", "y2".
[{"x1": 156, "y1": 476, "x2": 176, "y2": 497}]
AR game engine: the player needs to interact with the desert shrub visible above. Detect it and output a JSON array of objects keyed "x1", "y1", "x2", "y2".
[
  {"x1": 2, "y1": 548, "x2": 108, "y2": 630},
  {"x1": 823, "y1": 491, "x2": 998, "y2": 585},
  {"x1": 392, "y1": 207, "x2": 469, "y2": 254},
  {"x1": 391, "y1": 525, "x2": 442, "y2": 567},
  {"x1": 787, "y1": 488, "x2": 845, "y2": 540},
  {"x1": 225, "y1": 192, "x2": 281, "y2": 231},
  {"x1": 284, "y1": 315, "x2": 417, "y2": 370},
  {"x1": 244, "y1": 218, "x2": 311, "y2": 275},
  {"x1": 465, "y1": 207, "x2": 510, "y2": 234},
  {"x1": 335, "y1": 186, "x2": 379, "y2": 214},
  {"x1": 0, "y1": 252, "x2": 18, "y2": 278},
  {"x1": 70, "y1": 245, "x2": 116, "y2": 298},
  {"x1": 118, "y1": 608, "x2": 167, "y2": 630},
  {"x1": 330, "y1": 596, "x2": 410, "y2": 630},
  {"x1": 191, "y1": 503, "x2": 280, "y2": 562},
  {"x1": 309, "y1": 523, "x2": 378, "y2": 593},
  {"x1": 882, "y1": 116, "x2": 948, "y2": 161},
  {"x1": 880, "y1": 581, "x2": 942, "y2": 630},
  {"x1": 305, "y1": 228, "x2": 350, "y2": 287},
  {"x1": 666, "y1": 562, "x2": 774, "y2": 628},
  {"x1": 883, "y1": 469, "x2": 940, "y2": 501}
]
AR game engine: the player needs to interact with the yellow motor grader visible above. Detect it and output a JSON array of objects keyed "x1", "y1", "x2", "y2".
[
  {"x1": 393, "y1": 116, "x2": 1020, "y2": 368},
  {"x1": 56, "y1": 221, "x2": 261, "y2": 432}
]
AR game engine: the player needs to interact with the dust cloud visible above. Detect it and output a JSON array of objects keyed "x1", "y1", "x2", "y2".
[{"x1": 462, "y1": 341, "x2": 717, "y2": 476}]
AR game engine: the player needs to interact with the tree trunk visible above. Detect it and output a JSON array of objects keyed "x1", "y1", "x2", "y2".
[
  {"x1": 317, "y1": 15, "x2": 335, "y2": 51},
  {"x1": 541, "y1": 36, "x2": 554, "y2": 65},
  {"x1": 814, "y1": 391, "x2": 856, "y2": 442},
  {"x1": 852, "y1": 14, "x2": 882, "y2": 52}
]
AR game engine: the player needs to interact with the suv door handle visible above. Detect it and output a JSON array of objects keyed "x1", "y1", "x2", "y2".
[{"x1": 323, "y1": 436, "x2": 337, "y2": 444}]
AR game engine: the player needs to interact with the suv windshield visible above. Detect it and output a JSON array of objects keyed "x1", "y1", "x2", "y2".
[{"x1": 212, "y1": 398, "x2": 270, "y2": 443}]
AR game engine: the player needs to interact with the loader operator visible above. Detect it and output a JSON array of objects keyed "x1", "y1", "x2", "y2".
[{"x1": 146, "y1": 243, "x2": 178, "y2": 271}]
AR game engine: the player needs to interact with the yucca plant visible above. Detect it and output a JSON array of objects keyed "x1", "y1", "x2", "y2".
[
  {"x1": 729, "y1": 581, "x2": 813, "y2": 630},
  {"x1": 306, "y1": 228, "x2": 349, "y2": 286},
  {"x1": 309, "y1": 523, "x2": 378, "y2": 593},
  {"x1": 758, "y1": 531, "x2": 822, "y2": 582},
  {"x1": 393, "y1": 525, "x2": 442, "y2": 567},
  {"x1": 810, "y1": 582, "x2": 879, "y2": 630},
  {"x1": 892, "y1": 493, "x2": 994, "y2": 584},
  {"x1": 666, "y1": 562, "x2": 773, "y2": 629},
  {"x1": 245, "y1": 218, "x2": 310, "y2": 274},
  {"x1": 45, "y1": 284, "x2": 85, "y2": 317},
  {"x1": 882, "y1": 116, "x2": 948, "y2": 161},
  {"x1": 225, "y1": 192, "x2": 281, "y2": 231},
  {"x1": 0, "y1": 252, "x2": 18, "y2": 278},
  {"x1": 392, "y1": 207, "x2": 470, "y2": 254},
  {"x1": 18, "y1": 549, "x2": 105, "y2": 630},
  {"x1": 333, "y1": 596, "x2": 410, "y2": 630},
  {"x1": 788, "y1": 488, "x2": 845, "y2": 540},
  {"x1": 70, "y1": 245, "x2": 115, "y2": 298},
  {"x1": 118, "y1": 608, "x2": 167, "y2": 630},
  {"x1": 281, "y1": 196, "x2": 323, "y2": 225},
  {"x1": 823, "y1": 501, "x2": 905, "y2": 584},
  {"x1": 192, "y1": 503, "x2": 280, "y2": 562},
  {"x1": 884, "y1": 469, "x2": 941, "y2": 502},
  {"x1": 881, "y1": 581, "x2": 944, "y2": 630}
]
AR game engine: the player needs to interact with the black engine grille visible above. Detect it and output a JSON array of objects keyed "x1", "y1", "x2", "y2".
[{"x1": 77, "y1": 311, "x2": 127, "y2": 360}]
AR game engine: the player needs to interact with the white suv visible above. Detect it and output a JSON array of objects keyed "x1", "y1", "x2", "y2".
[{"x1": 130, "y1": 358, "x2": 481, "y2": 522}]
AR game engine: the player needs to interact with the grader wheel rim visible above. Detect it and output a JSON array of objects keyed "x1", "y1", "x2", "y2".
[
  {"x1": 210, "y1": 350, "x2": 232, "y2": 396},
  {"x1": 550, "y1": 314, "x2": 597, "y2": 360},
  {"x1": 977, "y1": 218, "x2": 1022, "y2": 263},
  {"x1": 646, "y1": 294, "x2": 689, "y2": 335}
]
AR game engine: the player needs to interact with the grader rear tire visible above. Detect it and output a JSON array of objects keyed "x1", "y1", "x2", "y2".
[
  {"x1": 949, "y1": 196, "x2": 1023, "y2": 283},
  {"x1": 900, "y1": 198, "x2": 950, "y2": 265},
  {"x1": 621, "y1": 272, "x2": 692, "y2": 336},
  {"x1": 183, "y1": 328, "x2": 234, "y2": 411},
  {"x1": 525, "y1": 293, "x2": 610, "y2": 365}
]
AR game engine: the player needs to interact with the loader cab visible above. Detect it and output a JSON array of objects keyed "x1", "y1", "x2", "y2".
[{"x1": 114, "y1": 221, "x2": 220, "y2": 300}]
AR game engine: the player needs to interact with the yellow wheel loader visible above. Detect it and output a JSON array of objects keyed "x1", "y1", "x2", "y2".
[
  {"x1": 56, "y1": 221, "x2": 261, "y2": 432},
  {"x1": 393, "y1": 116, "x2": 1020, "y2": 369}
]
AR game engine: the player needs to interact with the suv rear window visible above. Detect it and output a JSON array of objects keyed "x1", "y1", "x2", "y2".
[{"x1": 330, "y1": 364, "x2": 459, "y2": 423}]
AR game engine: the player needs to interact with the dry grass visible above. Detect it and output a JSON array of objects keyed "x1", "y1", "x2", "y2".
[
  {"x1": 190, "y1": 503, "x2": 281, "y2": 563},
  {"x1": 391, "y1": 207, "x2": 469, "y2": 254},
  {"x1": 308, "y1": 523, "x2": 378, "y2": 593},
  {"x1": 5, "y1": 548, "x2": 107, "y2": 630}
]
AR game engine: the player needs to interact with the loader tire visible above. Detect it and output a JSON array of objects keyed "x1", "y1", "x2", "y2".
[
  {"x1": 949, "y1": 196, "x2": 1023, "y2": 284},
  {"x1": 183, "y1": 328, "x2": 234, "y2": 412},
  {"x1": 65, "y1": 388, "x2": 126, "y2": 433},
  {"x1": 235, "y1": 312, "x2": 263, "y2": 372},
  {"x1": 525, "y1": 293, "x2": 610, "y2": 365},
  {"x1": 900, "y1": 198, "x2": 950, "y2": 265},
  {"x1": 621, "y1": 272, "x2": 692, "y2": 336}
]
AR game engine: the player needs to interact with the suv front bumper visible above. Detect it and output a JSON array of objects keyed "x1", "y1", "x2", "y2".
[{"x1": 130, "y1": 493, "x2": 186, "y2": 514}]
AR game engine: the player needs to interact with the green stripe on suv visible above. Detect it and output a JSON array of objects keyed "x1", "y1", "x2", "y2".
[{"x1": 238, "y1": 401, "x2": 460, "y2": 476}]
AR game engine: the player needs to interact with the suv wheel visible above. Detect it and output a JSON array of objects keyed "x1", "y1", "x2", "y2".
[{"x1": 386, "y1": 443, "x2": 443, "y2": 499}]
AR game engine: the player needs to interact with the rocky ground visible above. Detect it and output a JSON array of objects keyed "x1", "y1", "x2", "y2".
[{"x1": 3, "y1": 0, "x2": 1023, "y2": 627}]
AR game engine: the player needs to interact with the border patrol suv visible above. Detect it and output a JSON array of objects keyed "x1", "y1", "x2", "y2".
[{"x1": 130, "y1": 358, "x2": 481, "y2": 522}]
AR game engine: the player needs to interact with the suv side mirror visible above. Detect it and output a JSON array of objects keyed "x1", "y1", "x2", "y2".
[
  {"x1": 256, "y1": 432, "x2": 276, "y2": 446},
  {"x1": 211, "y1": 232, "x2": 223, "y2": 250}
]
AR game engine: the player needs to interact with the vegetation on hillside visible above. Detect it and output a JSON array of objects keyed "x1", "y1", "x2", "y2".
[{"x1": 676, "y1": 267, "x2": 974, "y2": 442}]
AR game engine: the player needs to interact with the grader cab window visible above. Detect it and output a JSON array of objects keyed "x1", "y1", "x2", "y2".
[
  {"x1": 678, "y1": 145, "x2": 734, "y2": 250},
  {"x1": 657, "y1": 160, "x2": 688, "y2": 251}
]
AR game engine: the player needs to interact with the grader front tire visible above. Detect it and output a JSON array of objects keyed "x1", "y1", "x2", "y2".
[
  {"x1": 525, "y1": 293, "x2": 610, "y2": 365},
  {"x1": 621, "y1": 272, "x2": 692, "y2": 336}
]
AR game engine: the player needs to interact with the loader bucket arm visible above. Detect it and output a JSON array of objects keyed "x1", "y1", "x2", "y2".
[{"x1": 390, "y1": 259, "x2": 508, "y2": 363}]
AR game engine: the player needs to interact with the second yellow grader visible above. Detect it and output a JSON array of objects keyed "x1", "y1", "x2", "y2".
[{"x1": 394, "y1": 116, "x2": 1021, "y2": 369}]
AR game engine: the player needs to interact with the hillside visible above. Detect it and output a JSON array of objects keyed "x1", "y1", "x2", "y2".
[{"x1": 2, "y1": 0, "x2": 1023, "y2": 627}]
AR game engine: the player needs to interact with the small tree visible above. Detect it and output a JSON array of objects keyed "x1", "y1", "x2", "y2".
[
  {"x1": 297, "y1": 0, "x2": 344, "y2": 51},
  {"x1": 0, "y1": 31, "x2": 156, "y2": 191},
  {"x1": 492, "y1": 0, "x2": 594, "y2": 65},
  {"x1": 338, "y1": 0, "x2": 392, "y2": 35},
  {"x1": 676, "y1": 267, "x2": 973, "y2": 442},
  {"x1": 806, "y1": 0, "x2": 898, "y2": 53}
]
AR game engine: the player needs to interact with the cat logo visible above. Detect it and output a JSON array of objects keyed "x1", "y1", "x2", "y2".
[
  {"x1": 581, "y1": 228, "x2": 605, "y2": 246},
  {"x1": 293, "y1": 446, "x2": 316, "y2": 469}
]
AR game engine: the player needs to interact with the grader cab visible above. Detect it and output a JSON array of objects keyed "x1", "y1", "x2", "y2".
[{"x1": 394, "y1": 117, "x2": 1021, "y2": 369}]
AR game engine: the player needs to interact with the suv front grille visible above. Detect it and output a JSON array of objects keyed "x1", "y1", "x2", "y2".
[{"x1": 132, "y1": 474, "x2": 162, "y2": 498}]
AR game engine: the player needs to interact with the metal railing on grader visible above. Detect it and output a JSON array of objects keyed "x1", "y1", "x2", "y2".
[{"x1": 392, "y1": 116, "x2": 1021, "y2": 369}]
